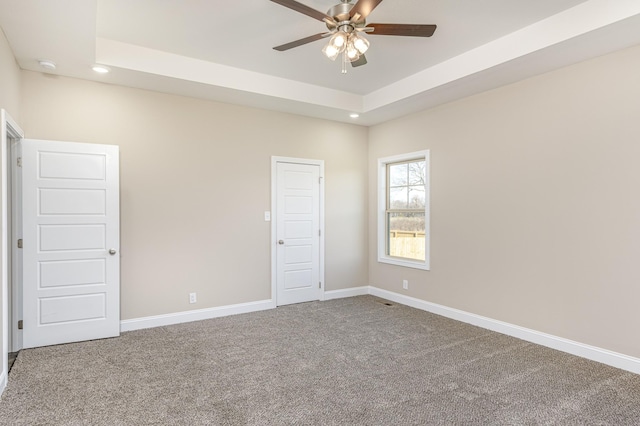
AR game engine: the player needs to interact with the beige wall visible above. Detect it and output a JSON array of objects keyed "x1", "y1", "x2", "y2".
[
  {"x1": 369, "y1": 44, "x2": 640, "y2": 358},
  {"x1": 20, "y1": 72, "x2": 369, "y2": 319},
  {"x1": 0, "y1": 28, "x2": 20, "y2": 121},
  {"x1": 9, "y1": 33, "x2": 640, "y2": 363}
]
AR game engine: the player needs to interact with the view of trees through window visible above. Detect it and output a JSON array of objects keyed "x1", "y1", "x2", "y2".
[{"x1": 387, "y1": 160, "x2": 426, "y2": 261}]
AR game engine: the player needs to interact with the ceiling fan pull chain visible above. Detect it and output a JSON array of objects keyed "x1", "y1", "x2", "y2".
[{"x1": 341, "y1": 51, "x2": 348, "y2": 74}]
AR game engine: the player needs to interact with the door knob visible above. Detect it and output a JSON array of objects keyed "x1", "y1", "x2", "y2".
[
  {"x1": 108, "y1": 249, "x2": 117, "y2": 255},
  {"x1": 278, "y1": 240, "x2": 284, "y2": 245}
]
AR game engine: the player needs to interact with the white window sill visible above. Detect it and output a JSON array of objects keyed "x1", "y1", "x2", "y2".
[{"x1": 378, "y1": 256, "x2": 430, "y2": 271}]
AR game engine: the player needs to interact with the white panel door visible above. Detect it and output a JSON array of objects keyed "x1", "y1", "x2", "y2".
[
  {"x1": 21, "y1": 139, "x2": 120, "y2": 348},
  {"x1": 276, "y1": 162, "x2": 321, "y2": 305}
]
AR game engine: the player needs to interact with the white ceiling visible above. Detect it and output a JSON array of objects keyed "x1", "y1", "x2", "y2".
[{"x1": 1, "y1": 0, "x2": 640, "y2": 126}]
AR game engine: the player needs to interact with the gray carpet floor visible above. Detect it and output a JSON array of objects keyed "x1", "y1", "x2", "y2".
[{"x1": 1, "y1": 295, "x2": 639, "y2": 425}]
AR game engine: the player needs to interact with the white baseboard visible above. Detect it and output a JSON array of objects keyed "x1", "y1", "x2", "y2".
[
  {"x1": 323, "y1": 286, "x2": 369, "y2": 301},
  {"x1": 120, "y1": 286, "x2": 372, "y2": 332},
  {"x1": 0, "y1": 371, "x2": 6, "y2": 396},
  {"x1": 121, "y1": 299, "x2": 275, "y2": 332},
  {"x1": 118, "y1": 285, "x2": 640, "y2": 375},
  {"x1": 368, "y1": 286, "x2": 640, "y2": 375}
]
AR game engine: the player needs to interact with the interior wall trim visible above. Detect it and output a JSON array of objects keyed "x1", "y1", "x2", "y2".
[
  {"x1": 119, "y1": 285, "x2": 640, "y2": 375},
  {"x1": 120, "y1": 299, "x2": 275, "y2": 332},
  {"x1": 121, "y1": 287, "x2": 371, "y2": 332},
  {"x1": 323, "y1": 286, "x2": 369, "y2": 300},
  {"x1": 1, "y1": 108, "x2": 24, "y2": 398},
  {"x1": 0, "y1": 371, "x2": 6, "y2": 396},
  {"x1": 368, "y1": 286, "x2": 640, "y2": 375}
]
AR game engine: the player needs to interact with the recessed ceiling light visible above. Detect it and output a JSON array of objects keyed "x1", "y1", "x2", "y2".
[
  {"x1": 38, "y1": 60, "x2": 56, "y2": 70},
  {"x1": 350, "y1": 113, "x2": 360, "y2": 119},
  {"x1": 92, "y1": 65, "x2": 110, "y2": 74}
]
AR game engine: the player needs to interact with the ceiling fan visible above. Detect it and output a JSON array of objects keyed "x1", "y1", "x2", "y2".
[{"x1": 270, "y1": 0, "x2": 437, "y2": 73}]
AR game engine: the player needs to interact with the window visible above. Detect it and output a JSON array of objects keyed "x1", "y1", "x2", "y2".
[{"x1": 378, "y1": 151, "x2": 430, "y2": 270}]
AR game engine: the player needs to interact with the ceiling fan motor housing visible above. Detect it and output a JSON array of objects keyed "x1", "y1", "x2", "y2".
[
  {"x1": 327, "y1": 2, "x2": 352, "y2": 21},
  {"x1": 326, "y1": 2, "x2": 367, "y2": 32}
]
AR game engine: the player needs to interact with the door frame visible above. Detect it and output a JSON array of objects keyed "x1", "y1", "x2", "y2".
[
  {"x1": 10, "y1": 137, "x2": 21, "y2": 352},
  {"x1": 271, "y1": 156, "x2": 325, "y2": 306},
  {"x1": 1, "y1": 109, "x2": 24, "y2": 393}
]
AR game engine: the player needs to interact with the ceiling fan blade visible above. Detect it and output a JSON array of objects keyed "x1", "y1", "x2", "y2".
[
  {"x1": 349, "y1": 0, "x2": 384, "y2": 20},
  {"x1": 270, "y1": 0, "x2": 334, "y2": 22},
  {"x1": 367, "y1": 23, "x2": 437, "y2": 37},
  {"x1": 273, "y1": 33, "x2": 329, "y2": 51},
  {"x1": 351, "y1": 55, "x2": 367, "y2": 67}
]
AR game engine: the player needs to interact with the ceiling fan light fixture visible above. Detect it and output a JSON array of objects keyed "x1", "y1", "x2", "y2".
[
  {"x1": 324, "y1": 29, "x2": 352, "y2": 61},
  {"x1": 322, "y1": 43, "x2": 340, "y2": 61},
  {"x1": 270, "y1": 0, "x2": 437, "y2": 74},
  {"x1": 329, "y1": 31, "x2": 348, "y2": 49},
  {"x1": 353, "y1": 33, "x2": 370, "y2": 54},
  {"x1": 346, "y1": 39, "x2": 360, "y2": 61}
]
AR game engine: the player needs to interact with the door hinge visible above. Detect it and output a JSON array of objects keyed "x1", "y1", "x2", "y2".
[
  {"x1": 17, "y1": 239, "x2": 23, "y2": 248},
  {"x1": 319, "y1": 282, "x2": 322, "y2": 289},
  {"x1": 17, "y1": 157, "x2": 22, "y2": 167},
  {"x1": 318, "y1": 230, "x2": 321, "y2": 237},
  {"x1": 18, "y1": 320, "x2": 23, "y2": 330}
]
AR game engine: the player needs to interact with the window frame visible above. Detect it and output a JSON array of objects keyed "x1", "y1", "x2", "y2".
[{"x1": 377, "y1": 150, "x2": 430, "y2": 270}]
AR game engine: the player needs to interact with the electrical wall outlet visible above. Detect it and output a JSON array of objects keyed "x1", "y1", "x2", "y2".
[
  {"x1": 189, "y1": 292, "x2": 197, "y2": 304},
  {"x1": 402, "y1": 280, "x2": 409, "y2": 290}
]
